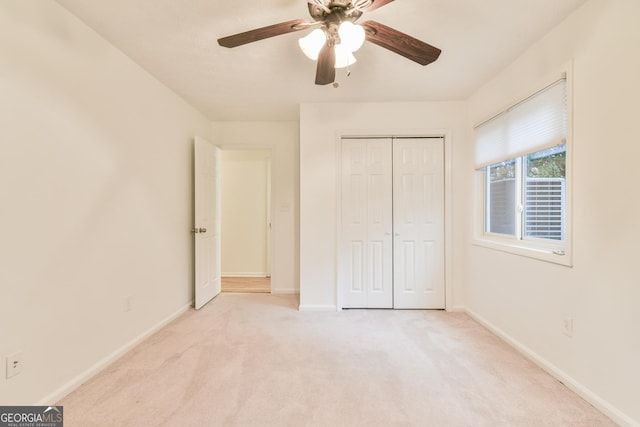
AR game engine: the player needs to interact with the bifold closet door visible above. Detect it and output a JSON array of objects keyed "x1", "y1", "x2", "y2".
[
  {"x1": 393, "y1": 138, "x2": 445, "y2": 309},
  {"x1": 340, "y1": 138, "x2": 393, "y2": 308}
]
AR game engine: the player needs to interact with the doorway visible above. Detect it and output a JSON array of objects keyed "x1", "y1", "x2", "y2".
[{"x1": 220, "y1": 149, "x2": 272, "y2": 293}]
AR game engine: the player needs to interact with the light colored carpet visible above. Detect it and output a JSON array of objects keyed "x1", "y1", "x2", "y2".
[{"x1": 59, "y1": 294, "x2": 615, "y2": 426}]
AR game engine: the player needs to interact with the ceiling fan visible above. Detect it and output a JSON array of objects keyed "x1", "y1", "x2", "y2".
[{"x1": 217, "y1": 0, "x2": 441, "y2": 86}]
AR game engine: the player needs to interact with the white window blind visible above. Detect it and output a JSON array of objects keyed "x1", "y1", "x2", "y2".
[{"x1": 475, "y1": 78, "x2": 567, "y2": 169}]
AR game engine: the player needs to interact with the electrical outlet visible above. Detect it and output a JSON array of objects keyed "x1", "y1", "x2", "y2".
[
  {"x1": 563, "y1": 317, "x2": 573, "y2": 337},
  {"x1": 6, "y1": 352, "x2": 23, "y2": 379}
]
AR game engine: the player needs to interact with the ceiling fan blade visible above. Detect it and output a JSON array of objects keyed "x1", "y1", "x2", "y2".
[
  {"x1": 362, "y1": 20, "x2": 441, "y2": 66},
  {"x1": 218, "y1": 19, "x2": 308, "y2": 48},
  {"x1": 362, "y1": 0, "x2": 395, "y2": 12},
  {"x1": 315, "y1": 42, "x2": 336, "y2": 85}
]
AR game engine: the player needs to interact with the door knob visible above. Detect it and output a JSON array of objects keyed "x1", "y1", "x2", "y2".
[
  {"x1": 191, "y1": 228, "x2": 199, "y2": 234},
  {"x1": 199, "y1": 228, "x2": 207, "y2": 233}
]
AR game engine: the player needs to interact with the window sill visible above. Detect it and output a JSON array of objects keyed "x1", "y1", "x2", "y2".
[{"x1": 472, "y1": 236, "x2": 572, "y2": 267}]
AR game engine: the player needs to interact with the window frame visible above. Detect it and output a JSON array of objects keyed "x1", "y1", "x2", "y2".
[{"x1": 473, "y1": 70, "x2": 573, "y2": 267}]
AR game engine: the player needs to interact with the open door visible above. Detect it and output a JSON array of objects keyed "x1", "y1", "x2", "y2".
[{"x1": 194, "y1": 136, "x2": 221, "y2": 310}]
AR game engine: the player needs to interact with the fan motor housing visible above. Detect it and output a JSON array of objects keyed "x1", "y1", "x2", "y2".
[{"x1": 308, "y1": 1, "x2": 363, "y2": 24}]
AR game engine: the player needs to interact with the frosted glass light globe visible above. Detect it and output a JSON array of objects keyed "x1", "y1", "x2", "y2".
[
  {"x1": 334, "y1": 44, "x2": 357, "y2": 68},
  {"x1": 298, "y1": 29, "x2": 327, "y2": 60},
  {"x1": 338, "y1": 22, "x2": 365, "y2": 52}
]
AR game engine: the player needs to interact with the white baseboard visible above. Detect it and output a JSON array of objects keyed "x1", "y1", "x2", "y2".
[
  {"x1": 298, "y1": 304, "x2": 337, "y2": 312},
  {"x1": 461, "y1": 306, "x2": 638, "y2": 427},
  {"x1": 38, "y1": 302, "x2": 192, "y2": 405},
  {"x1": 451, "y1": 305, "x2": 467, "y2": 313}
]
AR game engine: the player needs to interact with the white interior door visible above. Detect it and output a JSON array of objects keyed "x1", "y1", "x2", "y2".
[
  {"x1": 340, "y1": 138, "x2": 393, "y2": 308},
  {"x1": 393, "y1": 138, "x2": 445, "y2": 309},
  {"x1": 194, "y1": 136, "x2": 221, "y2": 310}
]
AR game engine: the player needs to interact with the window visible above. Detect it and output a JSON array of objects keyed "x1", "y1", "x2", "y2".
[
  {"x1": 523, "y1": 146, "x2": 566, "y2": 240},
  {"x1": 474, "y1": 75, "x2": 570, "y2": 265},
  {"x1": 485, "y1": 145, "x2": 566, "y2": 240},
  {"x1": 486, "y1": 159, "x2": 516, "y2": 236}
]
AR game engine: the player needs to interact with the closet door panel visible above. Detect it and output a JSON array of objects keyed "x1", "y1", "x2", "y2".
[
  {"x1": 366, "y1": 139, "x2": 393, "y2": 308},
  {"x1": 393, "y1": 138, "x2": 445, "y2": 309},
  {"x1": 341, "y1": 139, "x2": 392, "y2": 308},
  {"x1": 341, "y1": 140, "x2": 368, "y2": 308}
]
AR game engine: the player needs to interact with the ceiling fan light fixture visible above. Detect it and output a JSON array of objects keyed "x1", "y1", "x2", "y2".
[
  {"x1": 218, "y1": 0, "x2": 442, "y2": 85},
  {"x1": 338, "y1": 21, "x2": 365, "y2": 53},
  {"x1": 334, "y1": 44, "x2": 357, "y2": 69},
  {"x1": 298, "y1": 28, "x2": 326, "y2": 60}
]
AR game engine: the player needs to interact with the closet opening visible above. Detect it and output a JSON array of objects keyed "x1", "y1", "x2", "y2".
[{"x1": 338, "y1": 136, "x2": 445, "y2": 309}]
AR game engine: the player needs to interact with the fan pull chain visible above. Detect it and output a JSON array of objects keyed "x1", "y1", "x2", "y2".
[{"x1": 333, "y1": 68, "x2": 353, "y2": 88}]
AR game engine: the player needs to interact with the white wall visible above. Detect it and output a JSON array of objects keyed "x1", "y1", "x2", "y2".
[
  {"x1": 211, "y1": 122, "x2": 299, "y2": 294},
  {"x1": 0, "y1": 2, "x2": 211, "y2": 404},
  {"x1": 299, "y1": 102, "x2": 470, "y2": 311},
  {"x1": 465, "y1": 0, "x2": 640, "y2": 425},
  {"x1": 221, "y1": 150, "x2": 270, "y2": 276},
  {"x1": 3, "y1": 2, "x2": 636, "y2": 424}
]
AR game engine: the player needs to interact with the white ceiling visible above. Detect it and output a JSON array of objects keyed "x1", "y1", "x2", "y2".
[{"x1": 55, "y1": 0, "x2": 586, "y2": 121}]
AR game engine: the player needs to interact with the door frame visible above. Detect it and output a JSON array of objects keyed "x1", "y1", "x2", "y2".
[{"x1": 335, "y1": 129, "x2": 454, "y2": 311}]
